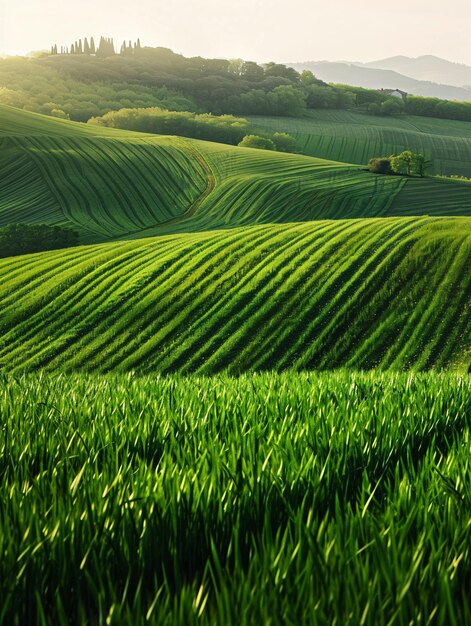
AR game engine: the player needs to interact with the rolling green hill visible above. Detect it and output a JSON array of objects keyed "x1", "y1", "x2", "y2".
[
  {"x1": 1, "y1": 104, "x2": 471, "y2": 373},
  {"x1": 1, "y1": 217, "x2": 470, "y2": 374},
  {"x1": 250, "y1": 110, "x2": 471, "y2": 177},
  {"x1": 2, "y1": 82, "x2": 471, "y2": 626},
  {"x1": 2, "y1": 105, "x2": 471, "y2": 244}
]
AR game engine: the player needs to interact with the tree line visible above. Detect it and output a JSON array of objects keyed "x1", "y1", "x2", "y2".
[
  {"x1": 0, "y1": 224, "x2": 79, "y2": 258},
  {"x1": 89, "y1": 107, "x2": 299, "y2": 152},
  {"x1": 51, "y1": 37, "x2": 142, "y2": 57}
]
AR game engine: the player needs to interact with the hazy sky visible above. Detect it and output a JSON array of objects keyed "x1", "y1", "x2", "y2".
[{"x1": 1, "y1": 0, "x2": 470, "y2": 64}]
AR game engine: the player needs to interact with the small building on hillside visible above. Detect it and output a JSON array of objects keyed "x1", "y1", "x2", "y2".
[{"x1": 378, "y1": 88, "x2": 408, "y2": 100}]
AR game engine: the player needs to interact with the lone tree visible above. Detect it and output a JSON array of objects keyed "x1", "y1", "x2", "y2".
[
  {"x1": 390, "y1": 150, "x2": 414, "y2": 176},
  {"x1": 410, "y1": 152, "x2": 432, "y2": 177}
]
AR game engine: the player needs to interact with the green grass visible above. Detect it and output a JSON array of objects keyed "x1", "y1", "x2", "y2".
[
  {"x1": 250, "y1": 110, "x2": 471, "y2": 177},
  {"x1": 2, "y1": 105, "x2": 471, "y2": 243},
  {"x1": 0, "y1": 370, "x2": 470, "y2": 625},
  {"x1": 1, "y1": 217, "x2": 470, "y2": 374},
  {"x1": 2, "y1": 98, "x2": 471, "y2": 626}
]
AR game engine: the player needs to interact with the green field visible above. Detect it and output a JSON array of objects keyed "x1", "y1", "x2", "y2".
[
  {"x1": 2, "y1": 104, "x2": 471, "y2": 625},
  {"x1": 2, "y1": 105, "x2": 471, "y2": 245},
  {"x1": 1, "y1": 371, "x2": 470, "y2": 625},
  {"x1": 250, "y1": 109, "x2": 471, "y2": 177},
  {"x1": 1, "y1": 218, "x2": 470, "y2": 374}
]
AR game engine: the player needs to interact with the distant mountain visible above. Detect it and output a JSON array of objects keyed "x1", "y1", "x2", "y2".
[
  {"x1": 362, "y1": 55, "x2": 471, "y2": 88},
  {"x1": 288, "y1": 61, "x2": 471, "y2": 102}
]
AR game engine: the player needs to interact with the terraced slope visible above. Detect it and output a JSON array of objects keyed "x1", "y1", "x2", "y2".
[
  {"x1": 127, "y1": 142, "x2": 406, "y2": 238},
  {"x1": 250, "y1": 110, "x2": 471, "y2": 177},
  {"x1": 388, "y1": 176, "x2": 471, "y2": 216},
  {"x1": 1, "y1": 105, "x2": 410, "y2": 240},
  {"x1": 1, "y1": 217, "x2": 470, "y2": 374},
  {"x1": 0, "y1": 107, "x2": 208, "y2": 241},
  {"x1": 3, "y1": 105, "x2": 471, "y2": 242}
]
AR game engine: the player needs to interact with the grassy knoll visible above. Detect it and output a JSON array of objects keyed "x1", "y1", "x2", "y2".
[
  {"x1": 250, "y1": 109, "x2": 471, "y2": 178},
  {"x1": 2, "y1": 106, "x2": 471, "y2": 243},
  {"x1": 1, "y1": 371, "x2": 470, "y2": 625},
  {"x1": 0, "y1": 218, "x2": 470, "y2": 374}
]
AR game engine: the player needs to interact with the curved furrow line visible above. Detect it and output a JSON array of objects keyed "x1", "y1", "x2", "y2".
[
  {"x1": 141, "y1": 221, "x2": 345, "y2": 373},
  {"x1": 420, "y1": 239, "x2": 471, "y2": 369},
  {"x1": 387, "y1": 234, "x2": 471, "y2": 369},
  {"x1": 41, "y1": 228, "x2": 268, "y2": 371},
  {"x1": 293, "y1": 220, "x2": 431, "y2": 369},
  {"x1": 0, "y1": 239, "x2": 184, "y2": 368},
  {"x1": 260, "y1": 218, "x2": 423, "y2": 371},
  {"x1": 181, "y1": 220, "x2": 370, "y2": 374},
  {"x1": 82, "y1": 225, "x2": 287, "y2": 371}
]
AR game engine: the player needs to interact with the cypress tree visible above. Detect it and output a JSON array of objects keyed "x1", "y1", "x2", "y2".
[
  {"x1": 71, "y1": 43, "x2": 75, "y2": 54},
  {"x1": 90, "y1": 37, "x2": 96, "y2": 54},
  {"x1": 84, "y1": 38, "x2": 90, "y2": 54}
]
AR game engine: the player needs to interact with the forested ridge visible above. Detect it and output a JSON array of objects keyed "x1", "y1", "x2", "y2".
[{"x1": 3, "y1": 42, "x2": 471, "y2": 123}]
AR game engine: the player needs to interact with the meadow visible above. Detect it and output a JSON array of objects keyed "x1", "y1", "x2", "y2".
[{"x1": 1, "y1": 371, "x2": 470, "y2": 625}]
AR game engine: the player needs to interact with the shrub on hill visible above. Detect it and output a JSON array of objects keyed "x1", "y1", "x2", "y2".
[
  {"x1": 368, "y1": 157, "x2": 393, "y2": 174},
  {"x1": 271, "y1": 132, "x2": 299, "y2": 153},
  {"x1": 405, "y1": 95, "x2": 471, "y2": 122},
  {"x1": 238, "y1": 135, "x2": 276, "y2": 150},
  {"x1": 0, "y1": 223, "x2": 79, "y2": 257}
]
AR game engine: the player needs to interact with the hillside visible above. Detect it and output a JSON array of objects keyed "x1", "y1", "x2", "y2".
[
  {"x1": 251, "y1": 109, "x2": 471, "y2": 180},
  {"x1": 288, "y1": 60, "x2": 471, "y2": 102},
  {"x1": 363, "y1": 55, "x2": 471, "y2": 88},
  {"x1": 1, "y1": 217, "x2": 470, "y2": 374},
  {"x1": 3, "y1": 105, "x2": 471, "y2": 244},
  {"x1": 2, "y1": 56, "x2": 471, "y2": 626}
]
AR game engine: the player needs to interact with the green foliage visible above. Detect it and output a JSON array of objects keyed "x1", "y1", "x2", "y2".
[
  {"x1": 50, "y1": 108, "x2": 69, "y2": 119},
  {"x1": 368, "y1": 102, "x2": 381, "y2": 115},
  {"x1": 368, "y1": 157, "x2": 393, "y2": 174},
  {"x1": 389, "y1": 150, "x2": 431, "y2": 177},
  {"x1": 0, "y1": 371, "x2": 470, "y2": 625},
  {"x1": 405, "y1": 95, "x2": 471, "y2": 122},
  {"x1": 368, "y1": 151, "x2": 431, "y2": 177},
  {"x1": 0, "y1": 57, "x2": 198, "y2": 121},
  {"x1": 0, "y1": 223, "x2": 78, "y2": 257},
  {"x1": 271, "y1": 132, "x2": 299, "y2": 153},
  {"x1": 411, "y1": 152, "x2": 432, "y2": 177},
  {"x1": 3, "y1": 46, "x2": 471, "y2": 125},
  {"x1": 89, "y1": 107, "x2": 251, "y2": 144},
  {"x1": 238, "y1": 134, "x2": 276, "y2": 150},
  {"x1": 381, "y1": 98, "x2": 405, "y2": 116}
]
